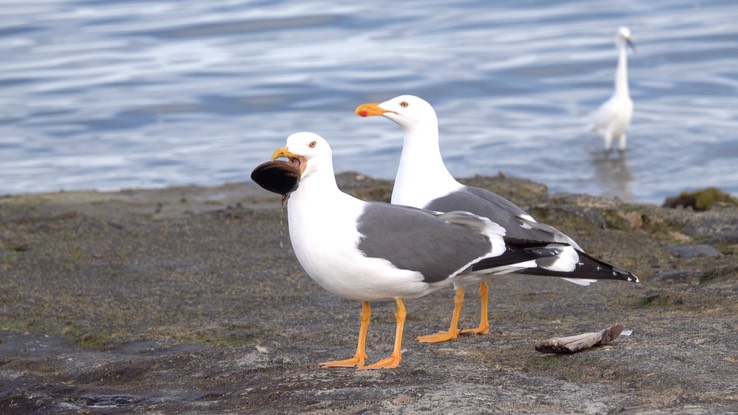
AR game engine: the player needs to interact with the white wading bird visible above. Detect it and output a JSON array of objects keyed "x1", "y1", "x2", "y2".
[{"x1": 589, "y1": 26, "x2": 636, "y2": 152}]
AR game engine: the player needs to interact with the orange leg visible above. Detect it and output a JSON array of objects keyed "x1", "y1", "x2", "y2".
[
  {"x1": 460, "y1": 281, "x2": 490, "y2": 335},
  {"x1": 360, "y1": 298, "x2": 406, "y2": 369},
  {"x1": 417, "y1": 287, "x2": 465, "y2": 343},
  {"x1": 320, "y1": 301, "x2": 370, "y2": 368}
]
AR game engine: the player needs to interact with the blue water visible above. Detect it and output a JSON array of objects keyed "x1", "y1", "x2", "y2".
[{"x1": 2, "y1": 0, "x2": 737, "y2": 203}]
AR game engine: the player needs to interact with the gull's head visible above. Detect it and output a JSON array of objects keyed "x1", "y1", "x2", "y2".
[
  {"x1": 617, "y1": 26, "x2": 636, "y2": 53},
  {"x1": 355, "y1": 95, "x2": 437, "y2": 130},
  {"x1": 272, "y1": 132, "x2": 332, "y2": 179}
]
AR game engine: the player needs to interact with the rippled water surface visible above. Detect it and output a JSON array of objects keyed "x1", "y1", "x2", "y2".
[{"x1": 2, "y1": 0, "x2": 737, "y2": 203}]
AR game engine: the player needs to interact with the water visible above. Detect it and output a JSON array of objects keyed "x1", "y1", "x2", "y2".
[{"x1": 2, "y1": 0, "x2": 737, "y2": 203}]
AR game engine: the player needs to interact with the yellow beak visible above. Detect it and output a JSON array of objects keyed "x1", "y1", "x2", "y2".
[
  {"x1": 355, "y1": 103, "x2": 387, "y2": 117},
  {"x1": 272, "y1": 147, "x2": 298, "y2": 161},
  {"x1": 272, "y1": 147, "x2": 307, "y2": 175}
]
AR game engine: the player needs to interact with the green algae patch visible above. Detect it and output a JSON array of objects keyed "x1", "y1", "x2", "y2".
[{"x1": 664, "y1": 187, "x2": 738, "y2": 211}]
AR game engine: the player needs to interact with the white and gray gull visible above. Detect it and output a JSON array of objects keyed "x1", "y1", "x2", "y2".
[
  {"x1": 355, "y1": 95, "x2": 639, "y2": 343},
  {"x1": 270, "y1": 132, "x2": 614, "y2": 369}
]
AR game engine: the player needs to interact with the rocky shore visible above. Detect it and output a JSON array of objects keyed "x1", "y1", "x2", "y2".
[{"x1": 1, "y1": 174, "x2": 737, "y2": 414}]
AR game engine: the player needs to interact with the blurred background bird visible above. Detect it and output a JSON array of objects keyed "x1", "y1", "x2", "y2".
[{"x1": 589, "y1": 26, "x2": 636, "y2": 152}]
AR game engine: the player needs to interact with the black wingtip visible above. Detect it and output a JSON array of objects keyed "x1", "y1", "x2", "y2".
[
  {"x1": 513, "y1": 245, "x2": 640, "y2": 283},
  {"x1": 594, "y1": 262, "x2": 640, "y2": 283},
  {"x1": 612, "y1": 266, "x2": 639, "y2": 283},
  {"x1": 471, "y1": 238, "x2": 640, "y2": 283}
]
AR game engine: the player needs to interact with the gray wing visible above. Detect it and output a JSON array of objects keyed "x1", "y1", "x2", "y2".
[
  {"x1": 426, "y1": 186, "x2": 581, "y2": 249},
  {"x1": 356, "y1": 203, "x2": 491, "y2": 283}
]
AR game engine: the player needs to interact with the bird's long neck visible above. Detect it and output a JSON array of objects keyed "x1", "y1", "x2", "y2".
[
  {"x1": 392, "y1": 119, "x2": 460, "y2": 207},
  {"x1": 614, "y1": 40, "x2": 630, "y2": 97}
]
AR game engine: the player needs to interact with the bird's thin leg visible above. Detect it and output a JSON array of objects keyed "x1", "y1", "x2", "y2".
[
  {"x1": 416, "y1": 287, "x2": 464, "y2": 343},
  {"x1": 604, "y1": 132, "x2": 614, "y2": 152},
  {"x1": 460, "y1": 281, "x2": 490, "y2": 335},
  {"x1": 618, "y1": 134, "x2": 627, "y2": 151},
  {"x1": 360, "y1": 298, "x2": 406, "y2": 369},
  {"x1": 319, "y1": 301, "x2": 370, "y2": 368}
]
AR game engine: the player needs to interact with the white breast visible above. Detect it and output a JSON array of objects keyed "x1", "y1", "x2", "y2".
[{"x1": 287, "y1": 182, "x2": 440, "y2": 301}]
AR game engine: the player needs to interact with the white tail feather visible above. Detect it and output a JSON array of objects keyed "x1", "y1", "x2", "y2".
[
  {"x1": 540, "y1": 244, "x2": 579, "y2": 272},
  {"x1": 560, "y1": 277, "x2": 597, "y2": 286}
]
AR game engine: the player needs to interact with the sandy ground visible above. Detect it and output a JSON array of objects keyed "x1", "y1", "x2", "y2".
[{"x1": 1, "y1": 173, "x2": 737, "y2": 414}]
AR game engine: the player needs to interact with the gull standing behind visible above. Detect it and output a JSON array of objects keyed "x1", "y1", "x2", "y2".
[
  {"x1": 356, "y1": 96, "x2": 639, "y2": 343},
  {"x1": 589, "y1": 26, "x2": 636, "y2": 152}
]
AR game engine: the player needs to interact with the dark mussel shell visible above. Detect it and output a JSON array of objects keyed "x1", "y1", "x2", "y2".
[{"x1": 250, "y1": 160, "x2": 300, "y2": 195}]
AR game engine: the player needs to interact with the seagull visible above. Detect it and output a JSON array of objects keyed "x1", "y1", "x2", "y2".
[
  {"x1": 270, "y1": 132, "x2": 614, "y2": 369},
  {"x1": 589, "y1": 26, "x2": 636, "y2": 152},
  {"x1": 355, "y1": 95, "x2": 639, "y2": 343}
]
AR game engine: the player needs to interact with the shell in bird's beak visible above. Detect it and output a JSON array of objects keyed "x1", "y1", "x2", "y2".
[
  {"x1": 355, "y1": 103, "x2": 388, "y2": 117},
  {"x1": 250, "y1": 159, "x2": 300, "y2": 197}
]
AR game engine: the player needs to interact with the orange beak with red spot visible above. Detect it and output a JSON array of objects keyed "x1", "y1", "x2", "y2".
[{"x1": 355, "y1": 103, "x2": 390, "y2": 118}]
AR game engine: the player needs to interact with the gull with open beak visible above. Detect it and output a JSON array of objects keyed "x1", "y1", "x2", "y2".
[{"x1": 267, "y1": 132, "x2": 633, "y2": 368}]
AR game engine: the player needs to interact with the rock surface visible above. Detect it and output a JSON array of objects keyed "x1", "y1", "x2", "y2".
[
  {"x1": 1, "y1": 174, "x2": 737, "y2": 414},
  {"x1": 665, "y1": 244, "x2": 722, "y2": 259}
]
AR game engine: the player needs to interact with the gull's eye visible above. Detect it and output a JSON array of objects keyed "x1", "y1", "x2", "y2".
[
  {"x1": 308, "y1": 141, "x2": 317, "y2": 148},
  {"x1": 399, "y1": 101, "x2": 409, "y2": 108}
]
